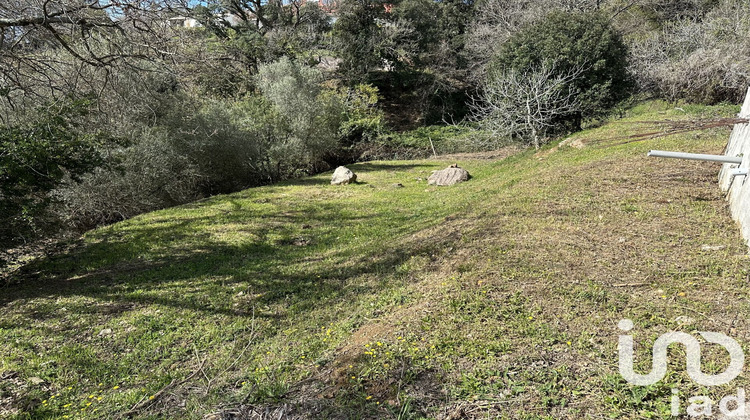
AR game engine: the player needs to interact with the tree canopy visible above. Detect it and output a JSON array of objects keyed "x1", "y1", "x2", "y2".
[{"x1": 490, "y1": 11, "x2": 632, "y2": 123}]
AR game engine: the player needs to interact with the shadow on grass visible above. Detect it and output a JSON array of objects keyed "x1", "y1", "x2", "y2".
[
  {"x1": 1, "y1": 211, "x2": 443, "y2": 314},
  {"x1": 0, "y1": 168, "x2": 467, "y2": 419}
]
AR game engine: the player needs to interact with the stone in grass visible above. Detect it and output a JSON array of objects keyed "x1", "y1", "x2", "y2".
[
  {"x1": 427, "y1": 165, "x2": 470, "y2": 186},
  {"x1": 331, "y1": 166, "x2": 357, "y2": 185}
]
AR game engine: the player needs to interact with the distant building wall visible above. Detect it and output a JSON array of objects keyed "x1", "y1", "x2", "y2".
[{"x1": 718, "y1": 87, "x2": 750, "y2": 244}]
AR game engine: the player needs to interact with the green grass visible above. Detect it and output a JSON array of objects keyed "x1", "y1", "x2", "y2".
[
  {"x1": 2, "y1": 101, "x2": 750, "y2": 419},
  {"x1": 381, "y1": 124, "x2": 502, "y2": 155}
]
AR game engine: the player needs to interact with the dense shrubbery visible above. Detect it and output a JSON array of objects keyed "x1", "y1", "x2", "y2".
[
  {"x1": 333, "y1": 0, "x2": 474, "y2": 124},
  {"x1": 2, "y1": 0, "x2": 749, "y2": 257},
  {"x1": 52, "y1": 59, "x2": 384, "y2": 233},
  {"x1": 55, "y1": 130, "x2": 204, "y2": 231},
  {"x1": 0, "y1": 101, "x2": 115, "y2": 245},
  {"x1": 490, "y1": 11, "x2": 632, "y2": 123},
  {"x1": 629, "y1": 0, "x2": 750, "y2": 103},
  {"x1": 474, "y1": 11, "x2": 631, "y2": 147}
]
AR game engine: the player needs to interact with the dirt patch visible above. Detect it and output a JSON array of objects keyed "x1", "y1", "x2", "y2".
[
  {"x1": 0, "y1": 371, "x2": 51, "y2": 418},
  {"x1": 0, "y1": 371, "x2": 23, "y2": 418},
  {"x1": 534, "y1": 137, "x2": 587, "y2": 159}
]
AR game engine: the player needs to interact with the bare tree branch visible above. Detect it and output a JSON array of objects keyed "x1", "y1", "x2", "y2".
[
  {"x1": 473, "y1": 64, "x2": 583, "y2": 149},
  {"x1": 0, "y1": 0, "x2": 193, "y2": 104},
  {"x1": 0, "y1": 15, "x2": 96, "y2": 28}
]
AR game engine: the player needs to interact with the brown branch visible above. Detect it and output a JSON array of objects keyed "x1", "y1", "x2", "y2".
[
  {"x1": 588, "y1": 118, "x2": 747, "y2": 147},
  {"x1": 41, "y1": 22, "x2": 104, "y2": 67}
]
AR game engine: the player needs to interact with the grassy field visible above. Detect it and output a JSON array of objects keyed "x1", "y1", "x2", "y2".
[{"x1": 2, "y1": 101, "x2": 750, "y2": 419}]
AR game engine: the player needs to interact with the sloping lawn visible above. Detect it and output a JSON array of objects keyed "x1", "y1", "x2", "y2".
[{"x1": 2, "y1": 101, "x2": 749, "y2": 419}]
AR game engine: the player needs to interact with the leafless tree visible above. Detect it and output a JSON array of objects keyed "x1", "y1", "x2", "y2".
[
  {"x1": 0, "y1": 0, "x2": 191, "y2": 108},
  {"x1": 628, "y1": 0, "x2": 750, "y2": 103},
  {"x1": 472, "y1": 64, "x2": 582, "y2": 149}
]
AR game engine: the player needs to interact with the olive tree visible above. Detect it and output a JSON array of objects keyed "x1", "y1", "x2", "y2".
[{"x1": 256, "y1": 57, "x2": 346, "y2": 177}]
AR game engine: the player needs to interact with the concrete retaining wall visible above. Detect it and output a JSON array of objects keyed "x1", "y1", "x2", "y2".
[{"x1": 719, "y1": 87, "x2": 750, "y2": 244}]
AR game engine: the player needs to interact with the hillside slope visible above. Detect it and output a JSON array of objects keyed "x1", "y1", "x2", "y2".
[{"x1": 2, "y1": 102, "x2": 749, "y2": 419}]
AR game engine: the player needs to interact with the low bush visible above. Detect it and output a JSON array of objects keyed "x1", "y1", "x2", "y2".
[
  {"x1": 0, "y1": 101, "x2": 112, "y2": 246},
  {"x1": 55, "y1": 130, "x2": 205, "y2": 231}
]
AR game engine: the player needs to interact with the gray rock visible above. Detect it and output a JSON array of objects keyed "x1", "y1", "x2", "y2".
[
  {"x1": 427, "y1": 166, "x2": 470, "y2": 186},
  {"x1": 331, "y1": 166, "x2": 357, "y2": 185}
]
